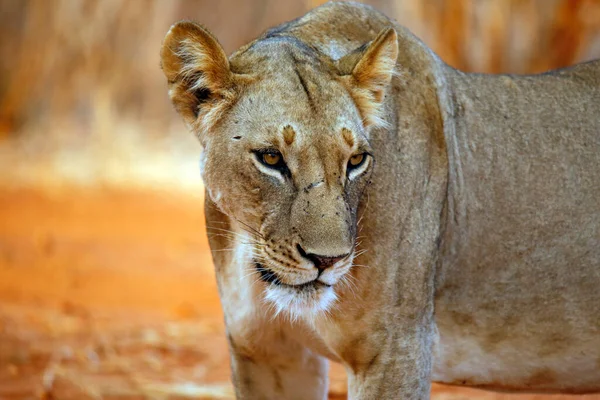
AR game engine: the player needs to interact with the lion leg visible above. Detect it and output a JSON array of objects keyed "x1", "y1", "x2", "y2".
[
  {"x1": 225, "y1": 321, "x2": 329, "y2": 400},
  {"x1": 216, "y1": 265, "x2": 329, "y2": 399},
  {"x1": 341, "y1": 322, "x2": 433, "y2": 400}
]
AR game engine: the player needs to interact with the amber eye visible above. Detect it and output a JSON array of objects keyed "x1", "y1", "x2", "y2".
[
  {"x1": 254, "y1": 150, "x2": 289, "y2": 176},
  {"x1": 262, "y1": 152, "x2": 281, "y2": 166},
  {"x1": 349, "y1": 153, "x2": 365, "y2": 167}
]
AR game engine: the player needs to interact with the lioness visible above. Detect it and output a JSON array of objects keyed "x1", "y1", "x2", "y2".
[{"x1": 160, "y1": 2, "x2": 600, "y2": 399}]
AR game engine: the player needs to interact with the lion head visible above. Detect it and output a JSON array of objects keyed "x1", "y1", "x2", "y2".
[{"x1": 160, "y1": 21, "x2": 397, "y2": 317}]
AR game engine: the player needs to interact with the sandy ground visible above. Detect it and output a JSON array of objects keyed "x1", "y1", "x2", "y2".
[{"x1": 0, "y1": 188, "x2": 598, "y2": 399}]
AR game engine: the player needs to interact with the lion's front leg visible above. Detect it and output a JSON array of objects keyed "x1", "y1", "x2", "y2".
[
  {"x1": 227, "y1": 326, "x2": 329, "y2": 400},
  {"x1": 342, "y1": 321, "x2": 434, "y2": 400},
  {"x1": 217, "y1": 269, "x2": 329, "y2": 399},
  {"x1": 221, "y1": 285, "x2": 328, "y2": 400},
  {"x1": 215, "y1": 256, "x2": 328, "y2": 398}
]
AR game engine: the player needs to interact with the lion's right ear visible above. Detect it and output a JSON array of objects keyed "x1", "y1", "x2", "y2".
[{"x1": 160, "y1": 21, "x2": 235, "y2": 131}]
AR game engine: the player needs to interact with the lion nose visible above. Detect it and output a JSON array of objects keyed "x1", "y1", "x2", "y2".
[{"x1": 297, "y1": 244, "x2": 349, "y2": 270}]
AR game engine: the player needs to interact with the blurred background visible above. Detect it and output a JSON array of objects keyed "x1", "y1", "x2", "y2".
[{"x1": 0, "y1": 0, "x2": 599, "y2": 398}]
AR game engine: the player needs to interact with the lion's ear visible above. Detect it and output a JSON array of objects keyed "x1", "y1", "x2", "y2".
[
  {"x1": 160, "y1": 21, "x2": 235, "y2": 130},
  {"x1": 337, "y1": 28, "x2": 398, "y2": 128}
]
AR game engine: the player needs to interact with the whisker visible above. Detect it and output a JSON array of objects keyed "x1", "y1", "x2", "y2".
[
  {"x1": 205, "y1": 227, "x2": 249, "y2": 240},
  {"x1": 209, "y1": 217, "x2": 264, "y2": 242},
  {"x1": 208, "y1": 240, "x2": 263, "y2": 249},
  {"x1": 340, "y1": 274, "x2": 358, "y2": 300},
  {"x1": 209, "y1": 247, "x2": 235, "y2": 253},
  {"x1": 235, "y1": 228, "x2": 263, "y2": 242},
  {"x1": 241, "y1": 267, "x2": 265, "y2": 281},
  {"x1": 206, "y1": 225, "x2": 262, "y2": 241},
  {"x1": 240, "y1": 270, "x2": 258, "y2": 281},
  {"x1": 232, "y1": 217, "x2": 265, "y2": 239},
  {"x1": 356, "y1": 191, "x2": 370, "y2": 230},
  {"x1": 354, "y1": 249, "x2": 369, "y2": 258}
]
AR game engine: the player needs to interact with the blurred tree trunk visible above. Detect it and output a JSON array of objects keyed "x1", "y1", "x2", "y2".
[{"x1": 0, "y1": 0, "x2": 598, "y2": 139}]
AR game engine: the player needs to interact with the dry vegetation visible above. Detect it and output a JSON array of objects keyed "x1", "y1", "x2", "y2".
[
  {"x1": 0, "y1": 1, "x2": 599, "y2": 399},
  {"x1": 0, "y1": 0, "x2": 599, "y2": 188}
]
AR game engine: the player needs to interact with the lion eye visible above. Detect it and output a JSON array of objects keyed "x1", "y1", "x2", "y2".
[
  {"x1": 346, "y1": 153, "x2": 371, "y2": 179},
  {"x1": 253, "y1": 150, "x2": 290, "y2": 177},
  {"x1": 348, "y1": 153, "x2": 365, "y2": 168},
  {"x1": 262, "y1": 152, "x2": 281, "y2": 166}
]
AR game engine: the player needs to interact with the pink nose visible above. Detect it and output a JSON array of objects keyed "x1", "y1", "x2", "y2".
[{"x1": 297, "y1": 244, "x2": 349, "y2": 269}]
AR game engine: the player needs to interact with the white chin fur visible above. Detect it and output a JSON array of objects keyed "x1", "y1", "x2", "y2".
[{"x1": 264, "y1": 284, "x2": 337, "y2": 322}]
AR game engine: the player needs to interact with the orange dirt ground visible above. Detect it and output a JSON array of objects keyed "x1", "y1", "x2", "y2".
[{"x1": 0, "y1": 188, "x2": 597, "y2": 399}]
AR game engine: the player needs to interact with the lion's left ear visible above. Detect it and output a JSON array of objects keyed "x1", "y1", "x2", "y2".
[{"x1": 337, "y1": 28, "x2": 398, "y2": 128}]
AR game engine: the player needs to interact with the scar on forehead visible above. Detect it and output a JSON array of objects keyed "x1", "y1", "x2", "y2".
[
  {"x1": 341, "y1": 127, "x2": 355, "y2": 147},
  {"x1": 282, "y1": 125, "x2": 296, "y2": 145}
]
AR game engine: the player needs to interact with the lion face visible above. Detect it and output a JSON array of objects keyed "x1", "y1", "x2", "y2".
[
  {"x1": 202, "y1": 67, "x2": 374, "y2": 316},
  {"x1": 161, "y1": 22, "x2": 397, "y2": 316}
]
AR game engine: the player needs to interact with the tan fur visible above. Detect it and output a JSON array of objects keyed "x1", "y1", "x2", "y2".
[{"x1": 161, "y1": 2, "x2": 600, "y2": 399}]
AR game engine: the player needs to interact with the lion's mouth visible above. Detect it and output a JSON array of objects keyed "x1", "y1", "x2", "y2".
[{"x1": 255, "y1": 263, "x2": 331, "y2": 290}]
